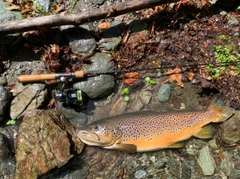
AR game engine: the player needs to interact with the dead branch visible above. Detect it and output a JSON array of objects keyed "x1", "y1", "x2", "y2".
[{"x1": 0, "y1": 0, "x2": 179, "y2": 35}]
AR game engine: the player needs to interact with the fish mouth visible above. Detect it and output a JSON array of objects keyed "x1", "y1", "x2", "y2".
[
  {"x1": 77, "y1": 130, "x2": 110, "y2": 146},
  {"x1": 78, "y1": 130, "x2": 100, "y2": 141}
]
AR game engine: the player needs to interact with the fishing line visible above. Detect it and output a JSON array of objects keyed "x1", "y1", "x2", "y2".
[{"x1": 85, "y1": 59, "x2": 240, "y2": 77}]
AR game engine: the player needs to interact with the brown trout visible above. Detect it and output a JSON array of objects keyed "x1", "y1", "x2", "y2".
[{"x1": 77, "y1": 98, "x2": 235, "y2": 153}]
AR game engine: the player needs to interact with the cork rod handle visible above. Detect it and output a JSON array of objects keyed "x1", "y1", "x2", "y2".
[{"x1": 18, "y1": 71, "x2": 85, "y2": 83}]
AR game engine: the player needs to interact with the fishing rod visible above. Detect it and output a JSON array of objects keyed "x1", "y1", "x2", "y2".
[
  {"x1": 17, "y1": 59, "x2": 239, "y2": 111},
  {"x1": 18, "y1": 60, "x2": 240, "y2": 83}
]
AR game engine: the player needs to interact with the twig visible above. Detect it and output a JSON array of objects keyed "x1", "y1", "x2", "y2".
[{"x1": 0, "y1": 0, "x2": 179, "y2": 35}]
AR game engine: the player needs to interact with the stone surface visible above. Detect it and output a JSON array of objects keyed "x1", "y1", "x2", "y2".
[
  {"x1": 197, "y1": 146, "x2": 216, "y2": 176},
  {"x1": 98, "y1": 20, "x2": 126, "y2": 51},
  {"x1": 158, "y1": 84, "x2": 171, "y2": 102},
  {"x1": 62, "y1": 26, "x2": 96, "y2": 56},
  {"x1": 227, "y1": 14, "x2": 239, "y2": 26},
  {"x1": 0, "y1": 125, "x2": 18, "y2": 153},
  {"x1": 57, "y1": 102, "x2": 88, "y2": 125},
  {"x1": 15, "y1": 109, "x2": 84, "y2": 179},
  {"x1": 0, "y1": 1, "x2": 22, "y2": 44},
  {"x1": 10, "y1": 82, "x2": 48, "y2": 120},
  {"x1": 73, "y1": 52, "x2": 114, "y2": 98},
  {"x1": 0, "y1": 2, "x2": 22, "y2": 22},
  {"x1": 33, "y1": 0, "x2": 51, "y2": 13},
  {"x1": 0, "y1": 85, "x2": 11, "y2": 123},
  {"x1": 109, "y1": 97, "x2": 128, "y2": 117},
  {"x1": 219, "y1": 111, "x2": 240, "y2": 145},
  {"x1": 134, "y1": 170, "x2": 147, "y2": 179},
  {"x1": 220, "y1": 149, "x2": 240, "y2": 179},
  {"x1": 0, "y1": 76, "x2": 7, "y2": 86},
  {"x1": 127, "y1": 87, "x2": 152, "y2": 112},
  {"x1": 0, "y1": 133, "x2": 15, "y2": 177}
]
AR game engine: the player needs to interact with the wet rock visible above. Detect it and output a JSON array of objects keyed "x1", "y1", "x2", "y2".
[
  {"x1": 0, "y1": 2, "x2": 21, "y2": 22},
  {"x1": 0, "y1": 133, "x2": 11, "y2": 159},
  {"x1": 227, "y1": 14, "x2": 239, "y2": 27},
  {"x1": 10, "y1": 82, "x2": 48, "y2": 120},
  {"x1": 41, "y1": 164, "x2": 89, "y2": 179},
  {"x1": 61, "y1": 26, "x2": 96, "y2": 56},
  {"x1": 0, "y1": 85, "x2": 11, "y2": 123},
  {"x1": 79, "y1": 146, "x2": 121, "y2": 179},
  {"x1": 40, "y1": 156, "x2": 90, "y2": 179},
  {"x1": 154, "y1": 157, "x2": 169, "y2": 169},
  {"x1": 219, "y1": 111, "x2": 240, "y2": 145},
  {"x1": 166, "y1": 157, "x2": 191, "y2": 179},
  {"x1": 33, "y1": 0, "x2": 51, "y2": 13},
  {"x1": 0, "y1": 133, "x2": 16, "y2": 177},
  {"x1": 15, "y1": 109, "x2": 84, "y2": 179},
  {"x1": 0, "y1": 125, "x2": 18, "y2": 153},
  {"x1": 197, "y1": 146, "x2": 216, "y2": 176},
  {"x1": 129, "y1": 20, "x2": 148, "y2": 33},
  {"x1": 57, "y1": 102, "x2": 88, "y2": 125},
  {"x1": 158, "y1": 84, "x2": 171, "y2": 102},
  {"x1": 220, "y1": 11, "x2": 227, "y2": 16},
  {"x1": 99, "y1": 20, "x2": 126, "y2": 51},
  {"x1": 109, "y1": 97, "x2": 127, "y2": 117},
  {"x1": 127, "y1": 87, "x2": 152, "y2": 112},
  {"x1": 220, "y1": 150, "x2": 240, "y2": 179},
  {"x1": 174, "y1": 86, "x2": 183, "y2": 96},
  {"x1": 208, "y1": 138, "x2": 218, "y2": 150},
  {"x1": 0, "y1": 62, "x2": 4, "y2": 74},
  {"x1": 0, "y1": 1, "x2": 22, "y2": 44},
  {"x1": 0, "y1": 76, "x2": 7, "y2": 86},
  {"x1": 99, "y1": 36, "x2": 122, "y2": 51},
  {"x1": 73, "y1": 52, "x2": 114, "y2": 99},
  {"x1": 134, "y1": 170, "x2": 147, "y2": 179},
  {"x1": 128, "y1": 79, "x2": 145, "y2": 92},
  {"x1": 6, "y1": 61, "x2": 46, "y2": 84},
  {"x1": 178, "y1": 83, "x2": 199, "y2": 109}
]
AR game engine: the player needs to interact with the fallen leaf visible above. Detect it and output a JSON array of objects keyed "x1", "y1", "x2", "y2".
[
  {"x1": 124, "y1": 78, "x2": 137, "y2": 84},
  {"x1": 98, "y1": 21, "x2": 111, "y2": 30},
  {"x1": 21, "y1": 8, "x2": 32, "y2": 15},
  {"x1": 168, "y1": 67, "x2": 184, "y2": 87},
  {"x1": 219, "y1": 148, "x2": 224, "y2": 160},
  {"x1": 187, "y1": 71, "x2": 195, "y2": 80},
  {"x1": 4, "y1": 0, "x2": 14, "y2": 3},
  {"x1": 55, "y1": 4, "x2": 63, "y2": 13},
  {"x1": 6, "y1": 4, "x2": 20, "y2": 11},
  {"x1": 47, "y1": 98, "x2": 56, "y2": 108},
  {"x1": 60, "y1": 45, "x2": 71, "y2": 53},
  {"x1": 228, "y1": 70, "x2": 238, "y2": 76},
  {"x1": 202, "y1": 0, "x2": 210, "y2": 14},
  {"x1": 124, "y1": 72, "x2": 139, "y2": 79},
  {"x1": 50, "y1": 44, "x2": 60, "y2": 55}
]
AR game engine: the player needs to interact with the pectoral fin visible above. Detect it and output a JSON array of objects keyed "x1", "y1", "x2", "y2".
[
  {"x1": 193, "y1": 124, "x2": 214, "y2": 139},
  {"x1": 104, "y1": 143, "x2": 137, "y2": 153},
  {"x1": 168, "y1": 142, "x2": 185, "y2": 148}
]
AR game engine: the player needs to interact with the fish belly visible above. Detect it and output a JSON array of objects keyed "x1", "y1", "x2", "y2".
[{"x1": 121, "y1": 126, "x2": 201, "y2": 152}]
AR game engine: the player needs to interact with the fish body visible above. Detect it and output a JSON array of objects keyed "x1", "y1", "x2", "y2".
[{"x1": 77, "y1": 99, "x2": 235, "y2": 153}]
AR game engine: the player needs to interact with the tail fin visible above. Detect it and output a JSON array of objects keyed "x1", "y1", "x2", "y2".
[{"x1": 208, "y1": 98, "x2": 235, "y2": 123}]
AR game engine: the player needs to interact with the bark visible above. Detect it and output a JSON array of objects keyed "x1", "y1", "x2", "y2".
[{"x1": 0, "y1": 0, "x2": 179, "y2": 35}]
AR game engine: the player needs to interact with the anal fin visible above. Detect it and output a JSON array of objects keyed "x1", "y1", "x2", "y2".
[
  {"x1": 168, "y1": 142, "x2": 185, "y2": 148},
  {"x1": 193, "y1": 124, "x2": 214, "y2": 139}
]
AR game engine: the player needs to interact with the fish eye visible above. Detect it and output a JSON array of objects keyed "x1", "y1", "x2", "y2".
[{"x1": 91, "y1": 125, "x2": 98, "y2": 130}]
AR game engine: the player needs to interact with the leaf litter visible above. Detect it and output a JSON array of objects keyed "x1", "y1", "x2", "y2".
[{"x1": 112, "y1": 1, "x2": 240, "y2": 109}]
